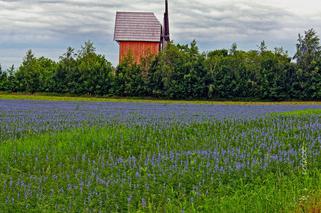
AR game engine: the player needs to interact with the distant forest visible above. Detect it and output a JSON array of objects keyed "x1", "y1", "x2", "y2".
[{"x1": 1, "y1": 29, "x2": 321, "y2": 100}]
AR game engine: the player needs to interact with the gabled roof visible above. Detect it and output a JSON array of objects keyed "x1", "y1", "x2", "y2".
[{"x1": 114, "y1": 12, "x2": 162, "y2": 42}]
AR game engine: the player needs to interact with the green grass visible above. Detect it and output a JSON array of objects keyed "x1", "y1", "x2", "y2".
[
  {"x1": 1, "y1": 112, "x2": 321, "y2": 212},
  {"x1": 1, "y1": 92, "x2": 321, "y2": 105},
  {"x1": 274, "y1": 109, "x2": 321, "y2": 116}
]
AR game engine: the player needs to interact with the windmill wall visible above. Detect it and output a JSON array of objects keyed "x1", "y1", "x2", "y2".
[{"x1": 119, "y1": 41, "x2": 160, "y2": 64}]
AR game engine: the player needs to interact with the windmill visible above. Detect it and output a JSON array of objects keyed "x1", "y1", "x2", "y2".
[{"x1": 114, "y1": 0, "x2": 171, "y2": 64}]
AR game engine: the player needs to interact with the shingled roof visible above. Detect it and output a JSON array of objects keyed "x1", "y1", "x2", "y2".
[{"x1": 114, "y1": 12, "x2": 162, "y2": 42}]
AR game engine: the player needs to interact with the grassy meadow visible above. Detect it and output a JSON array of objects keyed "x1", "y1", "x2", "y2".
[
  {"x1": 0, "y1": 96, "x2": 321, "y2": 212},
  {"x1": 1, "y1": 93, "x2": 321, "y2": 105}
]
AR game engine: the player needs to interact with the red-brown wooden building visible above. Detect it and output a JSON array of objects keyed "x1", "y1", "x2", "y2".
[
  {"x1": 114, "y1": 1, "x2": 170, "y2": 64},
  {"x1": 114, "y1": 12, "x2": 162, "y2": 64}
]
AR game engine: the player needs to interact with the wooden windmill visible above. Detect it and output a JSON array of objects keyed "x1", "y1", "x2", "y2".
[{"x1": 114, "y1": 0, "x2": 170, "y2": 64}]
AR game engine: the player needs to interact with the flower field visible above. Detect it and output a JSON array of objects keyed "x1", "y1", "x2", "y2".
[{"x1": 1, "y1": 99, "x2": 321, "y2": 212}]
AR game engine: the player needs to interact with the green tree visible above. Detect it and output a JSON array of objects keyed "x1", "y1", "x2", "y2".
[
  {"x1": 15, "y1": 50, "x2": 38, "y2": 92},
  {"x1": 6, "y1": 65, "x2": 16, "y2": 92},
  {"x1": 54, "y1": 43, "x2": 114, "y2": 96},
  {"x1": 5, "y1": 34, "x2": 321, "y2": 100},
  {"x1": 79, "y1": 40, "x2": 96, "y2": 57},
  {"x1": 206, "y1": 49, "x2": 259, "y2": 99},
  {"x1": 149, "y1": 41, "x2": 207, "y2": 99},
  {"x1": 54, "y1": 47, "x2": 78, "y2": 93},
  {"x1": 15, "y1": 50, "x2": 56, "y2": 93},
  {"x1": 76, "y1": 51, "x2": 114, "y2": 96},
  {"x1": 113, "y1": 54, "x2": 147, "y2": 97},
  {"x1": 294, "y1": 29, "x2": 321, "y2": 71},
  {"x1": 257, "y1": 51, "x2": 291, "y2": 99},
  {"x1": 293, "y1": 29, "x2": 321, "y2": 99},
  {"x1": 229, "y1": 43, "x2": 238, "y2": 56},
  {"x1": 258, "y1": 41, "x2": 268, "y2": 54},
  {"x1": 0, "y1": 64, "x2": 7, "y2": 91}
]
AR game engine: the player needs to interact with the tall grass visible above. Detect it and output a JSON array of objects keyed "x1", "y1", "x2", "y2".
[{"x1": 1, "y1": 113, "x2": 321, "y2": 212}]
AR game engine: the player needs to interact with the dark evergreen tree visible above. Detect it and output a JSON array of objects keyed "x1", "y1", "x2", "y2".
[
  {"x1": 0, "y1": 65, "x2": 7, "y2": 91},
  {"x1": 294, "y1": 29, "x2": 321, "y2": 99}
]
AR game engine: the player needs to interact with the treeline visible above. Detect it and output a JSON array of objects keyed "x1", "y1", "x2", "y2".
[{"x1": 1, "y1": 29, "x2": 321, "y2": 100}]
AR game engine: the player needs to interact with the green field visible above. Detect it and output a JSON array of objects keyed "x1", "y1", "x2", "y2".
[
  {"x1": 1, "y1": 93, "x2": 321, "y2": 105},
  {"x1": 1, "y1": 102, "x2": 321, "y2": 212}
]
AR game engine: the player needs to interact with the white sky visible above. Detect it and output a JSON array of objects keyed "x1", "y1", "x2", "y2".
[
  {"x1": 0, "y1": 0, "x2": 321, "y2": 68},
  {"x1": 260, "y1": 0, "x2": 321, "y2": 14}
]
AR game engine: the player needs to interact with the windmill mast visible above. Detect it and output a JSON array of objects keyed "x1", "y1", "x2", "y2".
[{"x1": 162, "y1": 0, "x2": 170, "y2": 49}]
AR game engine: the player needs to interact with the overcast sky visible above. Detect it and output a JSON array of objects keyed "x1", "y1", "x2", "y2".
[{"x1": 1, "y1": 0, "x2": 321, "y2": 68}]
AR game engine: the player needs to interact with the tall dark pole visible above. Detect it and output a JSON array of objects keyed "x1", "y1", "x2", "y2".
[{"x1": 162, "y1": 0, "x2": 170, "y2": 49}]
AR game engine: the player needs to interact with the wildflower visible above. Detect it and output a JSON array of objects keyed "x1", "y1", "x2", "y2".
[
  {"x1": 141, "y1": 198, "x2": 147, "y2": 208},
  {"x1": 128, "y1": 195, "x2": 132, "y2": 203}
]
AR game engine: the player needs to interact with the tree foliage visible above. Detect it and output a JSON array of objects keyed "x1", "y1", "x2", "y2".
[
  {"x1": 1, "y1": 30, "x2": 321, "y2": 100},
  {"x1": 293, "y1": 29, "x2": 321, "y2": 99},
  {"x1": 149, "y1": 41, "x2": 207, "y2": 99}
]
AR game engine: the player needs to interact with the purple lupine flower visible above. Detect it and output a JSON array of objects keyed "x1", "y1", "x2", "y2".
[{"x1": 141, "y1": 198, "x2": 147, "y2": 208}]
